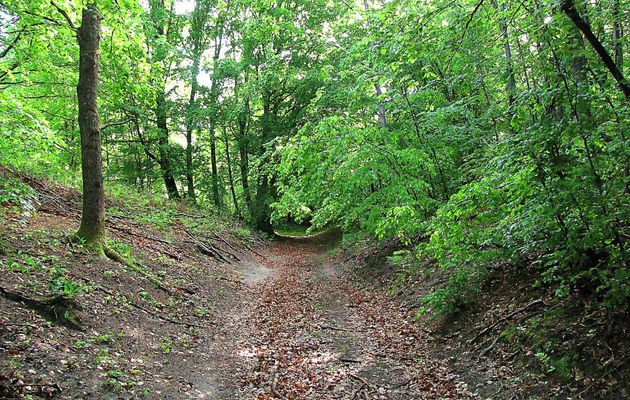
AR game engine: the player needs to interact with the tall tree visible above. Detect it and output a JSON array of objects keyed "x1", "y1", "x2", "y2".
[
  {"x1": 363, "y1": 0, "x2": 387, "y2": 128},
  {"x1": 183, "y1": 0, "x2": 210, "y2": 201},
  {"x1": 491, "y1": 0, "x2": 516, "y2": 108},
  {"x1": 206, "y1": 21, "x2": 225, "y2": 208},
  {"x1": 149, "y1": 0, "x2": 181, "y2": 200},
  {"x1": 74, "y1": 1, "x2": 106, "y2": 251}
]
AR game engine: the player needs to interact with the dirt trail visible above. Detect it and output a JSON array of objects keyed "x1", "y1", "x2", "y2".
[
  {"x1": 202, "y1": 233, "x2": 472, "y2": 399},
  {"x1": 0, "y1": 209, "x2": 473, "y2": 399}
]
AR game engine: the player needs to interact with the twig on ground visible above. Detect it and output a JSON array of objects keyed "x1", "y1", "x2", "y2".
[
  {"x1": 0, "y1": 285, "x2": 83, "y2": 331},
  {"x1": 576, "y1": 355, "x2": 629, "y2": 397},
  {"x1": 104, "y1": 246, "x2": 175, "y2": 296},
  {"x1": 388, "y1": 378, "x2": 412, "y2": 389},
  {"x1": 468, "y1": 299, "x2": 544, "y2": 344},
  {"x1": 1, "y1": 321, "x2": 38, "y2": 329},
  {"x1": 270, "y1": 374, "x2": 288, "y2": 400},
  {"x1": 352, "y1": 383, "x2": 367, "y2": 400},
  {"x1": 478, "y1": 334, "x2": 501, "y2": 360},
  {"x1": 131, "y1": 300, "x2": 209, "y2": 329},
  {"x1": 0, "y1": 383, "x2": 60, "y2": 388},
  {"x1": 321, "y1": 325, "x2": 351, "y2": 332},
  {"x1": 183, "y1": 229, "x2": 231, "y2": 263},
  {"x1": 349, "y1": 373, "x2": 371, "y2": 387},
  {"x1": 206, "y1": 232, "x2": 242, "y2": 260}
]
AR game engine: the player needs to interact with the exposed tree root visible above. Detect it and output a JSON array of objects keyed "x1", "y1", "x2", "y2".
[
  {"x1": 0, "y1": 286, "x2": 84, "y2": 331},
  {"x1": 90, "y1": 282, "x2": 209, "y2": 329},
  {"x1": 183, "y1": 228, "x2": 233, "y2": 263},
  {"x1": 103, "y1": 245, "x2": 175, "y2": 296}
]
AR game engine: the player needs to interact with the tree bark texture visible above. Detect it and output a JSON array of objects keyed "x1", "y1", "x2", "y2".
[{"x1": 76, "y1": 2, "x2": 106, "y2": 248}]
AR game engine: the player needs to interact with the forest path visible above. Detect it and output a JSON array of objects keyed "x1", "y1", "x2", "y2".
[{"x1": 200, "y1": 232, "x2": 471, "y2": 399}]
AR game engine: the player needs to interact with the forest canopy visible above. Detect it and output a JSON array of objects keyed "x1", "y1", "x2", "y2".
[{"x1": 0, "y1": 0, "x2": 628, "y2": 315}]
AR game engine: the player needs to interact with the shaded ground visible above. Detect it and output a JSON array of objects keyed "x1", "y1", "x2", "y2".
[{"x1": 342, "y1": 239, "x2": 630, "y2": 400}]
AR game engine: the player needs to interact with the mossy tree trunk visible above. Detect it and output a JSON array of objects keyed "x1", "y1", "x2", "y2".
[{"x1": 75, "y1": 2, "x2": 105, "y2": 252}]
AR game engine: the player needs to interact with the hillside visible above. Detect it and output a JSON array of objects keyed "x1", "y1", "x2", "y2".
[{"x1": 1, "y1": 167, "x2": 266, "y2": 398}]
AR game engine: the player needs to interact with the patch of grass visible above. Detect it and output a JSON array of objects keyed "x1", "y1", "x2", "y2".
[
  {"x1": 109, "y1": 240, "x2": 133, "y2": 259},
  {"x1": 274, "y1": 221, "x2": 313, "y2": 237},
  {"x1": 18, "y1": 338, "x2": 30, "y2": 350},
  {"x1": 194, "y1": 306, "x2": 210, "y2": 318},
  {"x1": 233, "y1": 225, "x2": 254, "y2": 239},
  {"x1": 105, "y1": 369, "x2": 137, "y2": 391},
  {"x1": 4, "y1": 253, "x2": 45, "y2": 274},
  {"x1": 91, "y1": 333, "x2": 115, "y2": 345},
  {"x1": 273, "y1": 221, "x2": 333, "y2": 237},
  {"x1": 326, "y1": 246, "x2": 341, "y2": 256},
  {"x1": 95, "y1": 348, "x2": 112, "y2": 366},
  {"x1": 534, "y1": 351, "x2": 575, "y2": 379}
]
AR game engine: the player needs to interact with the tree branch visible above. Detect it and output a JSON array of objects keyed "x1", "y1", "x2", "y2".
[
  {"x1": 132, "y1": 120, "x2": 159, "y2": 161},
  {"x1": 560, "y1": 0, "x2": 629, "y2": 100},
  {"x1": 50, "y1": 1, "x2": 77, "y2": 31},
  {"x1": 0, "y1": 61, "x2": 21, "y2": 82},
  {"x1": 465, "y1": 0, "x2": 485, "y2": 30},
  {"x1": 0, "y1": 32, "x2": 22, "y2": 60},
  {"x1": 102, "y1": 119, "x2": 132, "y2": 130},
  {"x1": 21, "y1": 10, "x2": 62, "y2": 26}
]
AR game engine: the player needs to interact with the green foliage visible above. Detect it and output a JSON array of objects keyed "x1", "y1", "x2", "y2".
[
  {"x1": 534, "y1": 350, "x2": 576, "y2": 379},
  {"x1": 109, "y1": 240, "x2": 133, "y2": 259},
  {"x1": 159, "y1": 337, "x2": 173, "y2": 354},
  {"x1": 2, "y1": 250, "x2": 89, "y2": 299},
  {"x1": 48, "y1": 264, "x2": 89, "y2": 299},
  {"x1": 0, "y1": 173, "x2": 37, "y2": 222},
  {"x1": 4, "y1": 253, "x2": 45, "y2": 274},
  {"x1": 0, "y1": 174, "x2": 33, "y2": 205},
  {"x1": 270, "y1": 0, "x2": 629, "y2": 317}
]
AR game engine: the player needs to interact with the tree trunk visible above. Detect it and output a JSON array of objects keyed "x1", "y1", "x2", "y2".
[
  {"x1": 491, "y1": 0, "x2": 516, "y2": 107},
  {"x1": 210, "y1": 129, "x2": 221, "y2": 207},
  {"x1": 185, "y1": 57, "x2": 198, "y2": 201},
  {"x1": 374, "y1": 82, "x2": 387, "y2": 128},
  {"x1": 253, "y1": 93, "x2": 276, "y2": 234},
  {"x1": 613, "y1": 0, "x2": 623, "y2": 73},
  {"x1": 207, "y1": 29, "x2": 224, "y2": 208},
  {"x1": 223, "y1": 128, "x2": 241, "y2": 218},
  {"x1": 184, "y1": 0, "x2": 208, "y2": 202},
  {"x1": 149, "y1": 0, "x2": 181, "y2": 200},
  {"x1": 238, "y1": 117, "x2": 252, "y2": 216},
  {"x1": 75, "y1": 2, "x2": 105, "y2": 251},
  {"x1": 364, "y1": 0, "x2": 387, "y2": 128},
  {"x1": 234, "y1": 70, "x2": 253, "y2": 216},
  {"x1": 156, "y1": 91, "x2": 181, "y2": 200}
]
